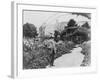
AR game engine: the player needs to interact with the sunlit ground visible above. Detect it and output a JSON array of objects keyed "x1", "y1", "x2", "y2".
[{"x1": 48, "y1": 47, "x2": 84, "y2": 68}]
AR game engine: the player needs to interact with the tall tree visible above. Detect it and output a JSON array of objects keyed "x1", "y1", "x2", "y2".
[
  {"x1": 81, "y1": 22, "x2": 90, "y2": 29},
  {"x1": 39, "y1": 23, "x2": 46, "y2": 42},
  {"x1": 54, "y1": 30, "x2": 60, "y2": 42},
  {"x1": 67, "y1": 19, "x2": 77, "y2": 27},
  {"x1": 23, "y1": 23, "x2": 38, "y2": 38}
]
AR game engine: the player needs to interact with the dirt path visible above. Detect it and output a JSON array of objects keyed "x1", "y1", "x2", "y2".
[{"x1": 53, "y1": 47, "x2": 84, "y2": 67}]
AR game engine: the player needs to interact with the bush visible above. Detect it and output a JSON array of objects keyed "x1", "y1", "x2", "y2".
[
  {"x1": 23, "y1": 23, "x2": 38, "y2": 38},
  {"x1": 64, "y1": 41, "x2": 75, "y2": 50},
  {"x1": 55, "y1": 41, "x2": 75, "y2": 59},
  {"x1": 80, "y1": 41, "x2": 91, "y2": 66},
  {"x1": 23, "y1": 38, "x2": 52, "y2": 69},
  {"x1": 23, "y1": 38, "x2": 76, "y2": 69},
  {"x1": 23, "y1": 47, "x2": 51, "y2": 69}
]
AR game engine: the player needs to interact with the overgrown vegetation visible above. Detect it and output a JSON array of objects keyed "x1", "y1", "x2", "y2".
[
  {"x1": 23, "y1": 38, "x2": 75, "y2": 69},
  {"x1": 23, "y1": 18, "x2": 91, "y2": 69},
  {"x1": 80, "y1": 41, "x2": 91, "y2": 66}
]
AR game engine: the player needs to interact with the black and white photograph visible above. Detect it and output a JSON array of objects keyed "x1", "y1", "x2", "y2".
[{"x1": 23, "y1": 10, "x2": 91, "y2": 69}]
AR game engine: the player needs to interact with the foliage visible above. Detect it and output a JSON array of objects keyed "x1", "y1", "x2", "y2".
[
  {"x1": 60, "y1": 22, "x2": 89, "y2": 44},
  {"x1": 23, "y1": 23, "x2": 38, "y2": 38},
  {"x1": 39, "y1": 24, "x2": 46, "y2": 42},
  {"x1": 23, "y1": 18, "x2": 91, "y2": 69},
  {"x1": 40, "y1": 35, "x2": 51, "y2": 42},
  {"x1": 66, "y1": 19, "x2": 77, "y2": 27},
  {"x1": 81, "y1": 22, "x2": 90, "y2": 29},
  {"x1": 54, "y1": 30, "x2": 60, "y2": 42},
  {"x1": 80, "y1": 41, "x2": 91, "y2": 66},
  {"x1": 55, "y1": 41, "x2": 75, "y2": 58},
  {"x1": 23, "y1": 38, "x2": 76, "y2": 69},
  {"x1": 72, "y1": 13, "x2": 91, "y2": 19}
]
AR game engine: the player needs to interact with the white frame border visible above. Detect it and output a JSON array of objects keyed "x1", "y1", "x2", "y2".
[{"x1": 11, "y1": 2, "x2": 97, "y2": 78}]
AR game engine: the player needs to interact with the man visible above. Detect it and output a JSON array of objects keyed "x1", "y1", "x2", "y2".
[
  {"x1": 49, "y1": 48, "x2": 56, "y2": 66},
  {"x1": 45, "y1": 39, "x2": 56, "y2": 67}
]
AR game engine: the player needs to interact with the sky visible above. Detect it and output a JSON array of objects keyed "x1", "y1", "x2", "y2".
[{"x1": 23, "y1": 10, "x2": 91, "y2": 35}]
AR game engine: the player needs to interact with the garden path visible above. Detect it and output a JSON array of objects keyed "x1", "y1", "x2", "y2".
[{"x1": 53, "y1": 47, "x2": 84, "y2": 67}]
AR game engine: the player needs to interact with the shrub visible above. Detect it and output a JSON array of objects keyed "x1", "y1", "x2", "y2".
[
  {"x1": 23, "y1": 38, "x2": 76, "y2": 69},
  {"x1": 80, "y1": 41, "x2": 91, "y2": 66},
  {"x1": 55, "y1": 41, "x2": 75, "y2": 59},
  {"x1": 64, "y1": 41, "x2": 75, "y2": 50},
  {"x1": 23, "y1": 23, "x2": 38, "y2": 38}
]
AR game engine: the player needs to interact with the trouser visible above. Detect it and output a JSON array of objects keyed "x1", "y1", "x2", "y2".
[{"x1": 50, "y1": 49, "x2": 55, "y2": 66}]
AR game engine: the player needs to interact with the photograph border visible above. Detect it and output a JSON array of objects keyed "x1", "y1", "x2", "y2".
[{"x1": 11, "y1": 2, "x2": 97, "y2": 78}]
